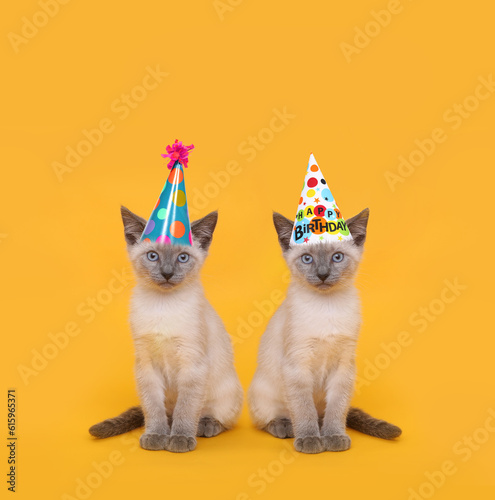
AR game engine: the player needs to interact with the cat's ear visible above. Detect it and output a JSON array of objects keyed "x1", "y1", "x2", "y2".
[
  {"x1": 346, "y1": 208, "x2": 370, "y2": 247},
  {"x1": 121, "y1": 206, "x2": 147, "y2": 245},
  {"x1": 273, "y1": 212, "x2": 293, "y2": 251},
  {"x1": 191, "y1": 211, "x2": 218, "y2": 251}
]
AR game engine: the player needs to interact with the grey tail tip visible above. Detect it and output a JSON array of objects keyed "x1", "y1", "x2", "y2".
[
  {"x1": 89, "y1": 406, "x2": 144, "y2": 439},
  {"x1": 346, "y1": 407, "x2": 402, "y2": 440}
]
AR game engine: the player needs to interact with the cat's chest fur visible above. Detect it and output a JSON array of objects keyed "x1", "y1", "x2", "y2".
[
  {"x1": 283, "y1": 285, "x2": 361, "y2": 378},
  {"x1": 129, "y1": 284, "x2": 202, "y2": 339},
  {"x1": 286, "y1": 285, "x2": 361, "y2": 341}
]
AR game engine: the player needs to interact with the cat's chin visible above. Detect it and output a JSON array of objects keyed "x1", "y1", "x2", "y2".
[
  {"x1": 146, "y1": 281, "x2": 182, "y2": 292},
  {"x1": 159, "y1": 283, "x2": 176, "y2": 290},
  {"x1": 310, "y1": 281, "x2": 343, "y2": 293},
  {"x1": 316, "y1": 283, "x2": 332, "y2": 290},
  {"x1": 314, "y1": 283, "x2": 333, "y2": 292}
]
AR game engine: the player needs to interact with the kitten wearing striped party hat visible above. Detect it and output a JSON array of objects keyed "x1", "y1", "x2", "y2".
[
  {"x1": 248, "y1": 153, "x2": 401, "y2": 453},
  {"x1": 89, "y1": 141, "x2": 243, "y2": 452}
]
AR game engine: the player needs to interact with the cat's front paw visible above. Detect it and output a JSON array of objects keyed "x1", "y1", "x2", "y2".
[
  {"x1": 322, "y1": 433, "x2": 351, "y2": 452},
  {"x1": 266, "y1": 418, "x2": 294, "y2": 439},
  {"x1": 197, "y1": 417, "x2": 224, "y2": 438},
  {"x1": 294, "y1": 436, "x2": 325, "y2": 454},
  {"x1": 165, "y1": 435, "x2": 197, "y2": 453},
  {"x1": 139, "y1": 433, "x2": 169, "y2": 450}
]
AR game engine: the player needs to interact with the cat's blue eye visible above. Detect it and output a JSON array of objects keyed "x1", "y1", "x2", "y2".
[
  {"x1": 301, "y1": 254, "x2": 313, "y2": 264},
  {"x1": 332, "y1": 252, "x2": 344, "y2": 263},
  {"x1": 147, "y1": 251, "x2": 159, "y2": 261},
  {"x1": 177, "y1": 253, "x2": 189, "y2": 263}
]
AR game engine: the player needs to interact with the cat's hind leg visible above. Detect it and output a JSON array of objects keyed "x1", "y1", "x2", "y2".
[
  {"x1": 197, "y1": 416, "x2": 225, "y2": 437},
  {"x1": 248, "y1": 370, "x2": 292, "y2": 437},
  {"x1": 199, "y1": 364, "x2": 243, "y2": 437},
  {"x1": 265, "y1": 417, "x2": 294, "y2": 439}
]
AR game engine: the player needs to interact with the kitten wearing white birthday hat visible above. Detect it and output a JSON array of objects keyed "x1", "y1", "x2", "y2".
[{"x1": 248, "y1": 153, "x2": 401, "y2": 453}]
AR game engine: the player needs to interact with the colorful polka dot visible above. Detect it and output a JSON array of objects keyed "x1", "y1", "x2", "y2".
[
  {"x1": 327, "y1": 221, "x2": 340, "y2": 235},
  {"x1": 310, "y1": 165, "x2": 319, "y2": 172},
  {"x1": 170, "y1": 220, "x2": 185, "y2": 238},
  {"x1": 173, "y1": 190, "x2": 186, "y2": 207},
  {"x1": 314, "y1": 205, "x2": 326, "y2": 217},
  {"x1": 156, "y1": 235, "x2": 171, "y2": 245},
  {"x1": 339, "y1": 220, "x2": 350, "y2": 236},
  {"x1": 188, "y1": 231, "x2": 193, "y2": 245},
  {"x1": 143, "y1": 219, "x2": 155, "y2": 235},
  {"x1": 143, "y1": 238, "x2": 151, "y2": 242},
  {"x1": 320, "y1": 188, "x2": 334, "y2": 203},
  {"x1": 168, "y1": 167, "x2": 184, "y2": 184},
  {"x1": 292, "y1": 218, "x2": 311, "y2": 243},
  {"x1": 326, "y1": 208, "x2": 337, "y2": 221},
  {"x1": 299, "y1": 196, "x2": 303, "y2": 204},
  {"x1": 310, "y1": 217, "x2": 325, "y2": 235},
  {"x1": 304, "y1": 205, "x2": 315, "y2": 218},
  {"x1": 307, "y1": 177, "x2": 318, "y2": 188},
  {"x1": 154, "y1": 198, "x2": 160, "y2": 209},
  {"x1": 307, "y1": 189, "x2": 316, "y2": 197},
  {"x1": 157, "y1": 208, "x2": 167, "y2": 220}
]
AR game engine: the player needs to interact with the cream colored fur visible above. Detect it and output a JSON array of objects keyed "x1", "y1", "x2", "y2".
[
  {"x1": 248, "y1": 211, "x2": 369, "y2": 453},
  {"x1": 125, "y1": 209, "x2": 243, "y2": 452}
]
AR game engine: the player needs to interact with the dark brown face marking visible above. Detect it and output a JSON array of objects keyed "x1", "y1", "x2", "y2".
[
  {"x1": 273, "y1": 209, "x2": 370, "y2": 292},
  {"x1": 121, "y1": 206, "x2": 147, "y2": 245},
  {"x1": 273, "y1": 212, "x2": 294, "y2": 251},
  {"x1": 121, "y1": 207, "x2": 219, "y2": 290},
  {"x1": 346, "y1": 208, "x2": 370, "y2": 247},
  {"x1": 190, "y1": 211, "x2": 218, "y2": 251}
]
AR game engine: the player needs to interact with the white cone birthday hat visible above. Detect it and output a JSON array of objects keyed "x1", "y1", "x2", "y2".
[{"x1": 291, "y1": 153, "x2": 353, "y2": 245}]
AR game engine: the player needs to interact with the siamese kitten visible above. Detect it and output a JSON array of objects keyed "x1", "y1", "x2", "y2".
[
  {"x1": 248, "y1": 209, "x2": 401, "y2": 454},
  {"x1": 89, "y1": 207, "x2": 243, "y2": 453}
]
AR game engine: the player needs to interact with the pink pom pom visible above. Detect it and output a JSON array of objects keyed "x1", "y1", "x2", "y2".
[{"x1": 161, "y1": 140, "x2": 194, "y2": 169}]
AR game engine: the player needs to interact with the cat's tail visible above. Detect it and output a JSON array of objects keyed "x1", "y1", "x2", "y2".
[
  {"x1": 346, "y1": 407, "x2": 402, "y2": 439},
  {"x1": 89, "y1": 405, "x2": 401, "y2": 440},
  {"x1": 89, "y1": 406, "x2": 144, "y2": 439}
]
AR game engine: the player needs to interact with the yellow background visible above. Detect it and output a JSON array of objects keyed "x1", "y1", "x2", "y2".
[{"x1": 2, "y1": 1, "x2": 494, "y2": 499}]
